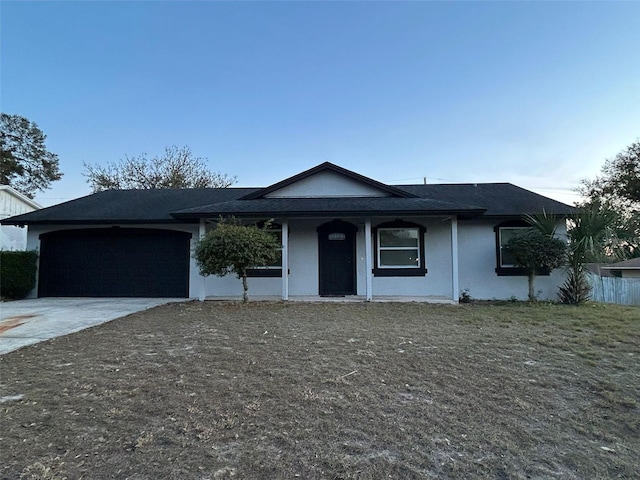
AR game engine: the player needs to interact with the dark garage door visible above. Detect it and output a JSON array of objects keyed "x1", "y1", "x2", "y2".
[{"x1": 38, "y1": 228, "x2": 191, "y2": 297}]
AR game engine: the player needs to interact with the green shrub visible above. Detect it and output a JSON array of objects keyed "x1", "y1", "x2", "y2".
[{"x1": 1, "y1": 250, "x2": 38, "y2": 299}]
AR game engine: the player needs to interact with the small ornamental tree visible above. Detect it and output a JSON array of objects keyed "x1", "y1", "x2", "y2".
[
  {"x1": 193, "y1": 218, "x2": 281, "y2": 302},
  {"x1": 506, "y1": 229, "x2": 566, "y2": 301}
]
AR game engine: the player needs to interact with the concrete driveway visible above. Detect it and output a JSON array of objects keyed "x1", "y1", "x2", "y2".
[{"x1": 0, "y1": 298, "x2": 186, "y2": 355}]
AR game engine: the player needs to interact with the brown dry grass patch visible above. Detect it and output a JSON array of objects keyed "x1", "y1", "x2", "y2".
[{"x1": 1, "y1": 301, "x2": 639, "y2": 479}]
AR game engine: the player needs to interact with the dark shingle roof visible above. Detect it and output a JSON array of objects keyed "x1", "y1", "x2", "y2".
[
  {"x1": 2, "y1": 188, "x2": 257, "y2": 225},
  {"x1": 2, "y1": 183, "x2": 574, "y2": 225},
  {"x1": 398, "y1": 183, "x2": 575, "y2": 217}
]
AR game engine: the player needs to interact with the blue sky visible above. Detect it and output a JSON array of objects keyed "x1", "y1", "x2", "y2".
[{"x1": 2, "y1": 1, "x2": 639, "y2": 207}]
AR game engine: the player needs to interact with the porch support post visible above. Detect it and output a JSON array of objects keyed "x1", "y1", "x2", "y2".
[
  {"x1": 365, "y1": 219, "x2": 373, "y2": 301},
  {"x1": 198, "y1": 218, "x2": 207, "y2": 301},
  {"x1": 451, "y1": 215, "x2": 459, "y2": 304},
  {"x1": 281, "y1": 220, "x2": 289, "y2": 301}
]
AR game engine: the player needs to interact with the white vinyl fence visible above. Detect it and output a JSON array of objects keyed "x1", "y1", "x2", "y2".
[{"x1": 587, "y1": 273, "x2": 640, "y2": 306}]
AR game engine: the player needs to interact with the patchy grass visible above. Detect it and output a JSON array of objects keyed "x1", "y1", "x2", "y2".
[{"x1": 1, "y1": 301, "x2": 638, "y2": 479}]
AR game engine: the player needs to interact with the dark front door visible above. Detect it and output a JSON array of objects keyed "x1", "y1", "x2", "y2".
[{"x1": 317, "y1": 220, "x2": 357, "y2": 296}]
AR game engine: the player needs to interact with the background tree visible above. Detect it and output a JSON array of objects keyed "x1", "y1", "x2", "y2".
[
  {"x1": 83, "y1": 145, "x2": 236, "y2": 191},
  {"x1": 505, "y1": 229, "x2": 566, "y2": 301},
  {"x1": 580, "y1": 140, "x2": 640, "y2": 258},
  {"x1": 0, "y1": 113, "x2": 63, "y2": 199},
  {"x1": 193, "y1": 218, "x2": 281, "y2": 302},
  {"x1": 582, "y1": 140, "x2": 640, "y2": 204}
]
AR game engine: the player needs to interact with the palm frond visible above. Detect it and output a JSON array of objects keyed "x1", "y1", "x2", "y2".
[{"x1": 524, "y1": 208, "x2": 559, "y2": 237}]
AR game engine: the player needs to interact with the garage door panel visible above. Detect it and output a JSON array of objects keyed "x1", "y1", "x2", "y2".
[{"x1": 38, "y1": 228, "x2": 190, "y2": 297}]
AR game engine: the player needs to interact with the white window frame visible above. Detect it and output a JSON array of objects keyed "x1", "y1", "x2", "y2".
[{"x1": 377, "y1": 227, "x2": 421, "y2": 269}]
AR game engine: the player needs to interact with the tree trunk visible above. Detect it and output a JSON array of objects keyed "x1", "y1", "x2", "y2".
[
  {"x1": 528, "y1": 272, "x2": 536, "y2": 302},
  {"x1": 242, "y1": 273, "x2": 249, "y2": 303}
]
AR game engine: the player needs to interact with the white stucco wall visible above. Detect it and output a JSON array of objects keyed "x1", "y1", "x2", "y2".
[
  {"x1": 201, "y1": 275, "x2": 281, "y2": 297},
  {"x1": 370, "y1": 218, "x2": 454, "y2": 297},
  {"x1": 200, "y1": 216, "x2": 572, "y2": 301},
  {"x1": 288, "y1": 220, "x2": 320, "y2": 295},
  {"x1": 265, "y1": 171, "x2": 390, "y2": 198},
  {"x1": 457, "y1": 219, "x2": 568, "y2": 301},
  {"x1": 1, "y1": 225, "x2": 29, "y2": 251}
]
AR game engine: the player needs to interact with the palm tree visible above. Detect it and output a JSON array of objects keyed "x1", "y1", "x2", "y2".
[{"x1": 559, "y1": 201, "x2": 620, "y2": 304}]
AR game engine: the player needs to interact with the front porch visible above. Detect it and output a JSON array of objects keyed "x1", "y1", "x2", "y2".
[
  {"x1": 201, "y1": 295, "x2": 457, "y2": 304},
  {"x1": 195, "y1": 216, "x2": 461, "y2": 303}
]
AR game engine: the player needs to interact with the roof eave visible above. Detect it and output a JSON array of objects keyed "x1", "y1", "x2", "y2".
[
  {"x1": 477, "y1": 212, "x2": 574, "y2": 219},
  {"x1": 172, "y1": 208, "x2": 486, "y2": 220},
  {"x1": 601, "y1": 267, "x2": 640, "y2": 271},
  {"x1": 1, "y1": 218, "x2": 195, "y2": 226},
  {"x1": 0, "y1": 185, "x2": 43, "y2": 210}
]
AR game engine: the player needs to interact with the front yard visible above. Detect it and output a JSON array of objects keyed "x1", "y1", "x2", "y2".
[{"x1": 1, "y1": 301, "x2": 638, "y2": 479}]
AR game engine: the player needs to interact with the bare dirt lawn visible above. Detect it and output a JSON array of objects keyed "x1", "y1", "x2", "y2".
[{"x1": 1, "y1": 301, "x2": 639, "y2": 479}]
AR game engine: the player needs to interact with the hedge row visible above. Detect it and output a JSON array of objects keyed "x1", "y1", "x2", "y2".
[{"x1": 1, "y1": 250, "x2": 38, "y2": 300}]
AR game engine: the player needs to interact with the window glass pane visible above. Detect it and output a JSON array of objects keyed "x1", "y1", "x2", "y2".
[
  {"x1": 500, "y1": 228, "x2": 524, "y2": 246},
  {"x1": 269, "y1": 250, "x2": 282, "y2": 268},
  {"x1": 380, "y1": 249, "x2": 419, "y2": 267},
  {"x1": 267, "y1": 230, "x2": 282, "y2": 244},
  {"x1": 501, "y1": 249, "x2": 517, "y2": 267},
  {"x1": 379, "y1": 229, "x2": 419, "y2": 247},
  {"x1": 252, "y1": 226, "x2": 282, "y2": 269},
  {"x1": 500, "y1": 227, "x2": 526, "y2": 267}
]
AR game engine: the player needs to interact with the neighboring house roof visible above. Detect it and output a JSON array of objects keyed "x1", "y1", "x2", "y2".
[
  {"x1": 601, "y1": 258, "x2": 640, "y2": 271},
  {"x1": 0, "y1": 185, "x2": 42, "y2": 219},
  {"x1": 1, "y1": 163, "x2": 575, "y2": 226},
  {"x1": 585, "y1": 263, "x2": 615, "y2": 277}
]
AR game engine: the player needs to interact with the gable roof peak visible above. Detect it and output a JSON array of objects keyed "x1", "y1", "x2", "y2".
[{"x1": 240, "y1": 162, "x2": 417, "y2": 200}]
